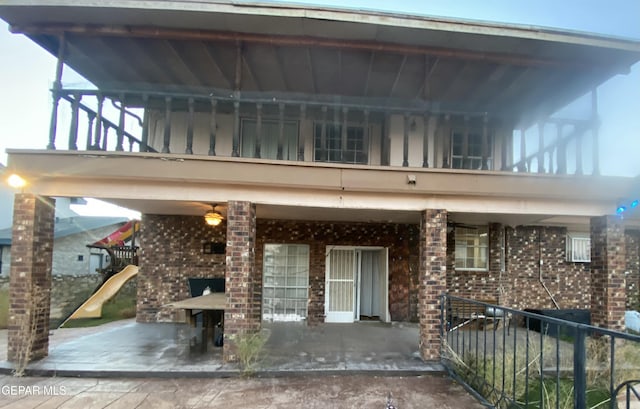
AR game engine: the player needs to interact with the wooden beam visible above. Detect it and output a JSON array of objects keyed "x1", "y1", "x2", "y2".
[
  {"x1": 363, "y1": 51, "x2": 375, "y2": 97},
  {"x1": 17, "y1": 24, "x2": 601, "y2": 69},
  {"x1": 273, "y1": 45, "x2": 291, "y2": 92},
  {"x1": 162, "y1": 39, "x2": 205, "y2": 87},
  {"x1": 304, "y1": 48, "x2": 317, "y2": 94},
  {"x1": 414, "y1": 56, "x2": 439, "y2": 100},
  {"x1": 200, "y1": 41, "x2": 234, "y2": 88},
  {"x1": 390, "y1": 54, "x2": 408, "y2": 98}
]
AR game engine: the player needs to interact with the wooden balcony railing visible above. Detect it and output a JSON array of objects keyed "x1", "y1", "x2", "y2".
[{"x1": 46, "y1": 87, "x2": 598, "y2": 175}]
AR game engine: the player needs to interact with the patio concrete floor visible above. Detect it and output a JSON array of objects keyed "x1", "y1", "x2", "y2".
[{"x1": 0, "y1": 319, "x2": 441, "y2": 377}]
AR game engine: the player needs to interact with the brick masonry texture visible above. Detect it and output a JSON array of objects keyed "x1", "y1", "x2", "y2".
[
  {"x1": 136, "y1": 214, "x2": 226, "y2": 323},
  {"x1": 8, "y1": 194, "x2": 55, "y2": 362},
  {"x1": 625, "y1": 230, "x2": 640, "y2": 310},
  {"x1": 256, "y1": 219, "x2": 419, "y2": 325},
  {"x1": 418, "y1": 209, "x2": 447, "y2": 361},
  {"x1": 134, "y1": 211, "x2": 640, "y2": 341},
  {"x1": 591, "y1": 216, "x2": 626, "y2": 330},
  {"x1": 223, "y1": 201, "x2": 258, "y2": 363},
  {"x1": 504, "y1": 226, "x2": 592, "y2": 310}
]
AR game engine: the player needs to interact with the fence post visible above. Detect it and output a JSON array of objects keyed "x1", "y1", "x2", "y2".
[{"x1": 574, "y1": 325, "x2": 587, "y2": 408}]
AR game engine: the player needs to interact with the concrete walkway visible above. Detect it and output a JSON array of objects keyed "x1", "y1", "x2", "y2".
[
  {"x1": 0, "y1": 320, "x2": 440, "y2": 376},
  {"x1": 0, "y1": 374, "x2": 485, "y2": 408}
]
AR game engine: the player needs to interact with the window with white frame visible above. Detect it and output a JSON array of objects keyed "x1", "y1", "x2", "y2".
[
  {"x1": 313, "y1": 123, "x2": 368, "y2": 164},
  {"x1": 455, "y1": 226, "x2": 489, "y2": 270},
  {"x1": 451, "y1": 130, "x2": 492, "y2": 170},
  {"x1": 262, "y1": 244, "x2": 309, "y2": 322},
  {"x1": 241, "y1": 119, "x2": 298, "y2": 160},
  {"x1": 566, "y1": 233, "x2": 591, "y2": 262}
]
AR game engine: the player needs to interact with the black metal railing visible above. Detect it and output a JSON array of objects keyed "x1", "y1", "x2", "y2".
[{"x1": 441, "y1": 295, "x2": 640, "y2": 409}]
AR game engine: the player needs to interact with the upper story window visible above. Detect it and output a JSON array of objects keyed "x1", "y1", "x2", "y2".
[
  {"x1": 313, "y1": 123, "x2": 368, "y2": 165},
  {"x1": 241, "y1": 119, "x2": 299, "y2": 160},
  {"x1": 451, "y1": 130, "x2": 492, "y2": 170},
  {"x1": 455, "y1": 226, "x2": 489, "y2": 271}
]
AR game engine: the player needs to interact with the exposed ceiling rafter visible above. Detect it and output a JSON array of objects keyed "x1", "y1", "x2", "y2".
[{"x1": 13, "y1": 23, "x2": 602, "y2": 69}]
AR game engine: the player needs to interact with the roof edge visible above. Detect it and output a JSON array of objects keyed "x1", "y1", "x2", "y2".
[{"x1": 2, "y1": 0, "x2": 640, "y2": 52}]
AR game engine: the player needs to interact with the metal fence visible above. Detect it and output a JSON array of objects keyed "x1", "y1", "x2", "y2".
[{"x1": 441, "y1": 295, "x2": 640, "y2": 409}]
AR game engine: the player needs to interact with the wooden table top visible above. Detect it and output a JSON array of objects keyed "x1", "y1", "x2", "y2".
[{"x1": 163, "y1": 293, "x2": 226, "y2": 310}]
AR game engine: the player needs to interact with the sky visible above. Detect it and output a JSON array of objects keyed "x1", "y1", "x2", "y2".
[{"x1": 0, "y1": 0, "x2": 639, "y2": 215}]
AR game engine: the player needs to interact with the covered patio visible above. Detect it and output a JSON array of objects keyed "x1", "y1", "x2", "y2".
[{"x1": 0, "y1": 319, "x2": 439, "y2": 377}]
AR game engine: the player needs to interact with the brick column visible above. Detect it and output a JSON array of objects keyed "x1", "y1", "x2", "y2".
[
  {"x1": 223, "y1": 201, "x2": 259, "y2": 362},
  {"x1": 590, "y1": 215, "x2": 626, "y2": 331},
  {"x1": 8, "y1": 194, "x2": 55, "y2": 363},
  {"x1": 418, "y1": 209, "x2": 447, "y2": 361}
]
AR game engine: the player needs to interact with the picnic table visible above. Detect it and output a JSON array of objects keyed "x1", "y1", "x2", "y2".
[{"x1": 164, "y1": 293, "x2": 226, "y2": 349}]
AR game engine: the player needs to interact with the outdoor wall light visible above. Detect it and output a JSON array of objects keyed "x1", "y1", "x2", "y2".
[
  {"x1": 204, "y1": 206, "x2": 224, "y2": 226},
  {"x1": 7, "y1": 173, "x2": 27, "y2": 189}
]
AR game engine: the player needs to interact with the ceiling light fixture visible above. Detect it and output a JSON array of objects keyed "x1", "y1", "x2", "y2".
[{"x1": 204, "y1": 205, "x2": 224, "y2": 226}]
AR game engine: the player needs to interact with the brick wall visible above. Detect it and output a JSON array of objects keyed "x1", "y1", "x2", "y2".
[
  {"x1": 626, "y1": 230, "x2": 640, "y2": 310},
  {"x1": 136, "y1": 214, "x2": 226, "y2": 322},
  {"x1": 418, "y1": 209, "x2": 447, "y2": 361},
  {"x1": 503, "y1": 226, "x2": 591, "y2": 310},
  {"x1": 446, "y1": 223, "x2": 503, "y2": 303},
  {"x1": 591, "y1": 215, "x2": 626, "y2": 330},
  {"x1": 223, "y1": 201, "x2": 258, "y2": 362},
  {"x1": 256, "y1": 219, "x2": 419, "y2": 324},
  {"x1": 8, "y1": 194, "x2": 55, "y2": 362}
]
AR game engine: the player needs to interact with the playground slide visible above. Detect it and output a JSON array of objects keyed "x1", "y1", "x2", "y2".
[
  {"x1": 61, "y1": 265, "x2": 139, "y2": 326},
  {"x1": 92, "y1": 220, "x2": 140, "y2": 247}
]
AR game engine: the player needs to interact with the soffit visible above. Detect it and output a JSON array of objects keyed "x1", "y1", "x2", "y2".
[{"x1": 1, "y1": 1, "x2": 639, "y2": 126}]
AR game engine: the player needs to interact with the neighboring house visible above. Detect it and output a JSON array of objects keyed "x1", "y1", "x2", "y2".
[{"x1": 1, "y1": 1, "x2": 640, "y2": 364}]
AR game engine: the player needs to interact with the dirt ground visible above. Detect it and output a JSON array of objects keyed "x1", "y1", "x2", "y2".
[{"x1": 0, "y1": 374, "x2": 485, "y2": 409}]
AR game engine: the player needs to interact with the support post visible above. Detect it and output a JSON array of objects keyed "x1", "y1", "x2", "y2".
[
  {"x1": 320, "y1": 106, "x2": 328, "y2": 161},
  {"x1": 161, "y1": 96, "x2": 171, "y2": 153},
  {"x1": 422, "y1": 112, "x2": 431, "y2": 168},
  {"x1": 418, "y1": 208, "x2": 447, "y2": 361},
  {"x1": 590, "y1": 215, "x2": 626, "y2": 331},
  {"x1": 116, "y1": 93, "x2": 126, "y2": 152},
  {"x1": 462, "y1": 116, "x2": 470, "y2": 169},
  {"x1": 7, "y1": 194, "x2": 55, "y2": 364},
  {"x1": 68, "y1": 92, "x2": 80, "y2": 150},
  {"x1": 224, "y1": 201, "x2": 259, "y2": 363},
  {"x1": 277, "y1": 103, "x2": 285, "y2": 160},
  {"x1": 209, "y1": 98, "x2": 217, "y2": 156},
  {"x1": 47, "y1": 33, "x2": 66, "y2": 150},
  {"x1": 518, "y1": 129, "x2": 527, "y2": 172},
  {"x1": 185, "y1": 97, "x2": 194, "y2": 154},
  {"x1": 363, "y1": 109, "x2": 370, "y2": 165},
  {"x1": 442, "y1": 115, "x2": 451, "y2": 168},
  {"x1": 591, "y1": 88, "x2": 600, "y2": 176},
  {"x1": 341, "y1": 107, "x2": 348, "y2": 163},
  {"x1": 403, "y1": 113, "x2": 410, "y2": 167},
  {"x1": 232, "y1": 101, "x2": 240, "y2": 157},
  {"x1": 140, "y1": 94, "x2": 149, "y2": 152},
  {"x1": 481, "y1": 113, "x2": 489, "y2": 170},
  {"x1": 255, "y1": 103, "x2": 262, "y2": 158},
  {"x1": 556, "y1": 123, "x2": 566, "y2": 174},
  {"x1": 537, "y1": 122, "x2": 545, "y2": 173},
  {"x1": 298, "y1": 104, "x2": 306, "y2": 161},
  {"x1": 92, "y1": 94, "x2": 104, "y2": 150}
]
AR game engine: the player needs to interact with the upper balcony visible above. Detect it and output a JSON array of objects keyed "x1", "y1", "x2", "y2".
[{"x1": 1, "y1": 1, "x2": 639, "y2": 176}]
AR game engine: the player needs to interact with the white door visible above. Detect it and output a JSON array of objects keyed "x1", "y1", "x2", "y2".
[{"x1": 325, "y1": 248, "x2": 357, "y2": 323}]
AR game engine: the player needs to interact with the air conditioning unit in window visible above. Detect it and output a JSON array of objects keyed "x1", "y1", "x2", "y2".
[{"x1": 566, "y1": 234, "x2": 591, "y2": 262}]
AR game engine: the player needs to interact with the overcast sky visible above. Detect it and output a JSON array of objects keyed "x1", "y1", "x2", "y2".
[{"x1": 0, "y1": 0, "x2": 639, "y2": 176}]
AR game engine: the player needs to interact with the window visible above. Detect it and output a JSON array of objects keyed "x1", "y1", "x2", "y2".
[
  {"x1": 451, "y1": 130, "x2": 492, "y2": 170},
  {"x1": 566, "y1": 233, "x2": 590, "y2": 262},
  {"x1": 262, "y1": 244, "x2": 309, "y2": 322},
  {"x1": 241, "y1": 119, "x2": 298, "y2": 160},
  {"x1": 455, "y1": 226, "x2": 489, "y2": 270},
  {"x1": 314, "y1": 123, "x2": 368, "y2": 164}
]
